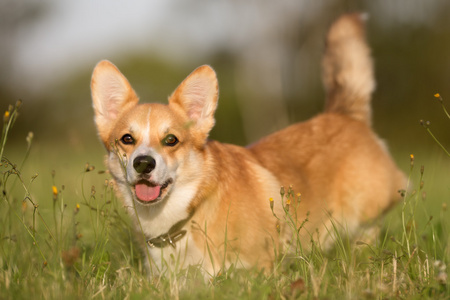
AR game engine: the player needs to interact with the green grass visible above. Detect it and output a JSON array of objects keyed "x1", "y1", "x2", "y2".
[{"x1": 1, "y1": 101, "x2": 449, "y2": 299}]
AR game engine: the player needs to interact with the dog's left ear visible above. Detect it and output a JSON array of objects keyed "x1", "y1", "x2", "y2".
[{"x1": 169, "y1": 65, "x2": 218, "y2": 140}]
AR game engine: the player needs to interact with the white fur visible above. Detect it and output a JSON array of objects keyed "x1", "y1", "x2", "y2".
[{"x1": 147, "y1": 233, "x2": 207, "y2": 275}]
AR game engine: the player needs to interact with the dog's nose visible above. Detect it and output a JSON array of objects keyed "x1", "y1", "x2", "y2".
[{"x1": 133, "y1": 156, "x2": 156, "y2": 174}]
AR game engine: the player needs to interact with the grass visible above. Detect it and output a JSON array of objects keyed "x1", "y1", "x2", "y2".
[{"x1": 1, "y1": 100, "x2": 449, "y2": 299}]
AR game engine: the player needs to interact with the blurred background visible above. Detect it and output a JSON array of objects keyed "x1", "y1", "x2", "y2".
[{"x1": 1, "y1": 0, "x2": 450, "y2": 203}]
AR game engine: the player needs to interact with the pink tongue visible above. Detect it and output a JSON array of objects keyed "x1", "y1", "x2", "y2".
[{"x1": 135, "y1": 183, "x2": 161, "y2": 202}]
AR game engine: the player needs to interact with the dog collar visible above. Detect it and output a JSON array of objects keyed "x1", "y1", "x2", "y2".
[
  {"x1": 146, "y1": 216, "x2": 191, "y2": 249},
  {"x1": 146, "y1": 229, "x2": 187, "y2": 249}
]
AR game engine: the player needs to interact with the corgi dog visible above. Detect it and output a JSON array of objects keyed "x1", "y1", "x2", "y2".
[{"x1": 91, "y1": 13, "x2": 405, "y2": 275}]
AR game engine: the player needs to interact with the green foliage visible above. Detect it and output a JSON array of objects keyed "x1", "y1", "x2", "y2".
[{"x1": 0, "y1": 101, "x2": 449, "y2": 299}]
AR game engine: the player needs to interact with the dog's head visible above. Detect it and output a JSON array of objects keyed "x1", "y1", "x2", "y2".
[{"x1": 91, "y1": 60, "x2": 218, "y2": 209}]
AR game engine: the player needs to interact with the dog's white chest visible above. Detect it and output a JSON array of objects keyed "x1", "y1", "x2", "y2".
[{"x1": 147, "y1": 233, "x2": 207, "y2": 274}]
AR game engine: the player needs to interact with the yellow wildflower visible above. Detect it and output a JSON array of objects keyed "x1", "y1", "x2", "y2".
[
  {"x1": 269, "y1": 197, "x2": 274, "y2": 210},
  {"x1": 3, "y1": 111, "x2": 10, "y2": 122},
  {"x1": 434, "y1": 93, "x2": 443, "y2": 103},
  {"x1": 52, "y1": 186, "x2": 58, "y2": 196}
]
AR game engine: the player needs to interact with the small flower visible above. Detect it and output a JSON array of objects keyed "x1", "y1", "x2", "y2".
[
  {"x1": 85, "y1": 163, "x2": 95, "y2": 172},
  {"x1": 434, "y1": 93, "x2": 443, "y2": 103},
  {"x1": 288, "y1": 184, "x2": 294, "y2": 194},
  {"x1": 280, "y1": 186, "x2": 285, "y2": 198},
  {"x1": 26, "y1": 132, "x2": 34, "y2": 146},
  {"x1": 410, "y1": 154, "x2": 414, "y2": 166},
  {"x1": 269, "y1": 197, "x2": 274, "y2": 210},
  {"x1": 3, "y1": 111, "x2": 10, "y2": 123},
  {"x1": 75, "y1": 203, "x2": 80, "y2": 214},
  {"x1": 419, "y1": 120, "x2": 431, "y2": 129},
  {"x1": 285, "y1": 198, "x2": 291, "y2": 211},
  {"x1": 52, "y1": 185, "x2": 58, "y2": 198}
]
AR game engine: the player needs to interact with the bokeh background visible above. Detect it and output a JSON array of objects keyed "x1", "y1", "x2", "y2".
[{"x1": 1, "y1": 0, "x2": 450, "y2": 208}]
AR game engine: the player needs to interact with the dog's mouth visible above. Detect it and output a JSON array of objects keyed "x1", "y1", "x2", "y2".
[{"x1": 133, "y1": 178, "x2": 173, "y2": 204}]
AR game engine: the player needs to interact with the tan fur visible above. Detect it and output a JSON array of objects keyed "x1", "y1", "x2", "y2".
[{"x1": 91, "y1": 13, "x2": 405, "y2": 275}]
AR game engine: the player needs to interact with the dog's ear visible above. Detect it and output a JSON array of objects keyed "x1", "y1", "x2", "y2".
[
  {"x1": 169, "y1": 65, "x2": 218, "y2": 140},
  {"x1": 91, "y1": 60, "x2": 139, "y2": 143}
]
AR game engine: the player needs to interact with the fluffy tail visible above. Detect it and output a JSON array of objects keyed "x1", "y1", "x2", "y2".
[{"x1": 322, "y1": 13, "x2": 375, "y2": 126}]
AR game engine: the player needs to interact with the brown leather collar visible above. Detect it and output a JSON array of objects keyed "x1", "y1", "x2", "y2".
[
  {"x1": 146, "y1": 229, "x2": 187, "y2": 248},
  {"x1": 146, "y1": 217, "x2": 190, "y2": 249}
]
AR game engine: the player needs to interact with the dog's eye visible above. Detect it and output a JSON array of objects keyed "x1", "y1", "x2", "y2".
[
  {"x1": 121, "y1": 134, "x2": 135, "y2": 145},
  {"x1": 163, "y1": 134, "x2": 178, "y2": 147}
]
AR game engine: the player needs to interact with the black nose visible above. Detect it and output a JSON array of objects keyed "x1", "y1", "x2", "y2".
[{"x1": 133, "y1": 156, "x2": 156, "y2": 174}]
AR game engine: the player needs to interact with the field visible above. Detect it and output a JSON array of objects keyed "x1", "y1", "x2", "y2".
[{"x1": 1, "y1": 100, "x2": 449, "y2": 299}]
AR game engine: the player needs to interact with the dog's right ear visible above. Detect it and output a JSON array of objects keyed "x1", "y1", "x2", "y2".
[{"x1": 91, "y1": 60, "x2": 139, "y2": 143}]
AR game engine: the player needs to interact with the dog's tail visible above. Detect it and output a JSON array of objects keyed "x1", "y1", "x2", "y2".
[{"x1": 322, "y1": 13, "x2": 375, "y2": 126}]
